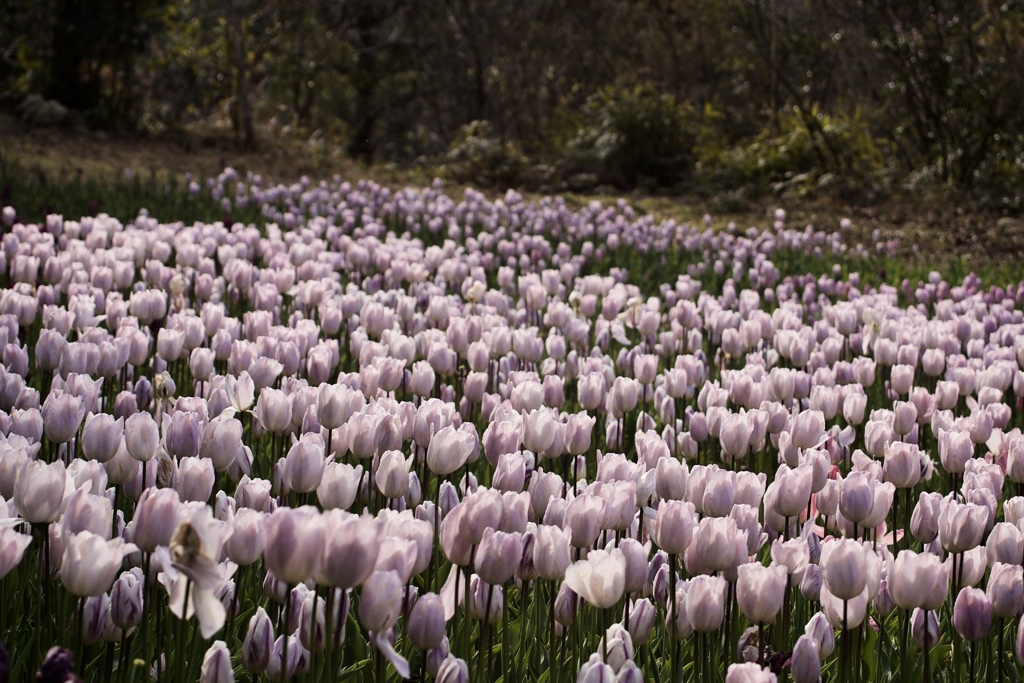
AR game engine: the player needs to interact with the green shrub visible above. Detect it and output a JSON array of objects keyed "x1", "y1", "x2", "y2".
[
  {"x1": 568, "y1": 84, "x2": 696, "y2": 189},
  {"x1": 695, "y1": 106, "x2": 890, "y2": 198},
  {"x1": 445, "y1": 120, "x2": 526, "y2": 188}
]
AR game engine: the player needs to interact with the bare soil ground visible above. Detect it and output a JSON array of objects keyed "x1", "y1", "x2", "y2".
[{"x1": 3, "y1": 112, "x2": 1023, "y2": 274}]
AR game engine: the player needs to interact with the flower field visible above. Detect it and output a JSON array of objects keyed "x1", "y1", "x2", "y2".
[{"x1": 0, "y1": 169, "x2": 1023, "y2": 682}]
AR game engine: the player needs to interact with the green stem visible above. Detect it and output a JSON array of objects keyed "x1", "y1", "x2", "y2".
[{"x1": 281, "y1": 582, "x2": 293, "y2": 681}]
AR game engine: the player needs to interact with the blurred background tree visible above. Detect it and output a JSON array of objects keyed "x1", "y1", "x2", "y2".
[{"x1": 2, "y1": 0, "x2": 1023, "y2": 206}]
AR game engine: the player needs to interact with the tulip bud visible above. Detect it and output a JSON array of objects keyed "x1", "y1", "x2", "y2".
[
  {"x1": 200, "y1": 640, "x2": 233, "y2": 683},
  {"x1": 804, "y1": 612, "x2": 834, "y2": 658},
  {"x1": 790, "y1": 634, "x2": 821, "y2": 683},
  {"x1": 599, "y1": 623, "x2": 634, "y2": 673},
  {"x1": 800, "y1": 565, "x2": 822, "y2": 602},
  {"x1": 873, "y1": 578, "x2": 895, "y2": 617},
  {"x1": 408, "y1": 593, "x2": 445, "y2": 650},
  {"x1": 910, "y1": 492, "x2": 942, "y2": 544},
  {"x1": 911, "y1": 608, "x2": 939, "y2": 651},
  {"x1": 110, "y1": 570, "x2": 144, "y2": 631},
  {"x1": 736, "y1": 563, "x2": 786, "y2": 624},
  {"x1": 298, "y1": 591, "x2": 326, "y2": 653},
  {"x1": 625, "y1": 598, "x2": 655, "y2": 647},
  {"x1": 242, "y1": 607, "x2": 274, "y2": 673},
  {"x1": 431, "y1": 654, "x2": 466, "y2": 683},
  {"x1": 577, "y1": 653, "x2": 615, "y2": 683},
  {"x1": 953, "y1": 587, "x2": 992, "y2": 641},
  {"x1": 82, "y1": 593, "x2": 111, "y2": 645}
]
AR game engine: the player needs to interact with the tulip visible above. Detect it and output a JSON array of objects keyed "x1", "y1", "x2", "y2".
[
  {"x1": 820, "y1": 538, "x2": 867, "y2": 600},
  {"x1": 953, "y1": 587, "x2": 991, "y2": 641},
  {"x1": 315, "y1": 512, "x2": 379, "y2": 589},
  {"x1": 799, "y1": 565, "x2": 822, "y2": 602},
  {"x1": 883, "y1": 441, "x2": 922, "y2": 489},
  {"x1": 725, "y1": 662, "x2": 777, "y2": 683},
  {"x1": 533, "y1": 524, "x2": 572, "y2": 581},
  {"x1": 987, "y1": 563, "x2": 1024, "y2": 619},
  {"x1": 911, "y1": 607, "x2": 939, "y2": 651},
  {"x1": 255, "y1": 388, "x2": 292, "y2": 433},
  {"x1": 910, "y1": 491, "x2": 942, "y2": 543},
  {"x1": 938, "y1": 498, "x2": 988, "y2": 554},
  {"x1": 736, "y1": 563, "x2": 786, "y2": 624},
  {"x1": 426, "y1": 425, "x2": 476, "y2": 476},
  {"x1": 466, "y1": 574, "x2": 502, "y2": 623},
  {"x1": 625, "y1": 598, "x2": 656, "y2": 646},
  {"x1": 224, "y1": 508, "x2": 266, "y2": 566},
  {"x1": 804, "y1": 611, "x2": 834, "y2": 658},
  {"x1": 475, "y1": 528, "x2": 523, "y2": 586},
  {"x1": 175, "y1": 456, "x2": 215, "y2": 502},
  {"x1": 703, "y1": 467, "x2": 736, "y2": 518},
  {"x1": 42, "y1": 392, "x2": 86, "y2": 444},
  {"x1": 200, "y1": 416, "x2": 244, "y2": 472},
  {"x1": 375, "y1": 450, "x2": 411, "y2": 500},
  {"x1": 436, "y1": 654, "x2": 468, "y2": 683},
  {"x1": 317, "y1": 462, "x2": 362, "y2": 510},
  {"x1": 110, "y1": 570, "x2": 144, "y2": 631},
  {"x1": 242, "y1": 607, "x2": 274, "y2": 674},
  {"x1": 720, "y1": 412, "x2": 753, "y2": 460},
  {"x1": 200, "y1": 640, "x2": 233, "y2": 683},
  {"x1": 283, "y1": 435, "x2": 327, "y2": 494},
  {"x1": 686, "y1": 574, "x2": 727, "y2": 633},
  {"x1": 770, "y1": 537, "x2": 809, "y2": 586},
  {"x1": 1017, "y1": 618, "x2": 1024, "y2": 667},
  {"x1": 263, "y1": 507, "x2": 325, "y2": 585},
  {"x1": 409, "y1": 593, "x2": 446, "y2": 650},
  {"x1": 819, "y1": 583, "x2": 868, "y2": 630},
  {"x1": 61, "y1": 487, "x2": 113, "y2": 539},
  {"x1": 564, "y1": 493, "x2": 606, "y2": 549},
  {"x1": 14, "y1": 458, "x2": 65, "y2": 524},
  {"x1": 790, "y1": 634, "x2": 821, "y2": 683},
  {"x1": 132, "y1": 486, "x2": 182, "y2": 552},
  {"x1": 0, "y1": 527, "x2": 32, "y2": 580},
  {"x1": 226, "y1": 372, "x2": 256, "y2": 413},
  {"x1": 359, "y1": 570, "x2": 404, "y2": 632},
  {"x1": 61, "y1": 531, "x2": 137, "y2": 597},
  {"x1": 651, "y1": 500, "x2": 695, "y2": 556},
  {"x1": 986, "y1": 522, "x2": 1024, "y2": 566},
  {"x1": 888, "y1": 550, "x2": 949, "y2": 611},
  {"x1": 80, "y1": 413, "x2": 123, "y2": 464},
  {"x1": 772, "y1": 464, "x2": 812, "y2": 519},
  {"x1": 838, "y1": 471, "x2": 875, "y2": 527},
  {"x1": 125, "y1": 412, "x2": 160, "y2": 462},
  {"x1": 939, "y1": 429, "x2": 973, "y2": 474},
  {"x1": 564, "y1": 548, "x2": 626, "y2": 609}
]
